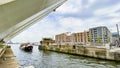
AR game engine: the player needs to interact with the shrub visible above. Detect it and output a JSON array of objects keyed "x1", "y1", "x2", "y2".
[{"x1": 56, "y1": 48, "x2": 60, "y2": 51}]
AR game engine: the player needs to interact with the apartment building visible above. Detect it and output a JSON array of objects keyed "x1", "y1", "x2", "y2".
[
  {"x1": 55, "y1": 32, "x2": 71, "y2": 45},
  {"x1": 71, "y1": 31, "x2": 89, "y2": 44},
  {"x1": 89, "y1": 26, "x2": 112, "y2": 43},
  {"x1": 55, "y1": 31, "x2": 89, "y2": 45}
]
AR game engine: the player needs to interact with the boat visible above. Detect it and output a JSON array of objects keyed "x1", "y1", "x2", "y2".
[{"x1": 20, "y1": 43, "x2": 33, "y2": 51}]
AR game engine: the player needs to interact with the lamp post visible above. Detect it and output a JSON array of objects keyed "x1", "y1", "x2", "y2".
[{"x1": 116, "y1": 24, "x2": 120, "y2": 42}]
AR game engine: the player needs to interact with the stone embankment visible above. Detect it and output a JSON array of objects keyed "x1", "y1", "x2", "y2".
[{"x1": 39, "y1": 45, "x2": 120, "y2": 61}]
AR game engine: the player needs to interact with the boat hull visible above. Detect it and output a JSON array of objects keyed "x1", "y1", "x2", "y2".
[
  {"x1": 23, "y1": 46, "x2": 33, "y2": 51},
  {"x1": 20, "y1": 43, "x2": 33, "y2": 51}
]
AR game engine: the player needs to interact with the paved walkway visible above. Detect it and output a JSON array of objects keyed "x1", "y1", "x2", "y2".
[
  {"x1": 0, "y1": 48, "x2": 20, "y2": 68},
  {"x1": 109, "y1": 48, "x2": 120, "y2": 52}
]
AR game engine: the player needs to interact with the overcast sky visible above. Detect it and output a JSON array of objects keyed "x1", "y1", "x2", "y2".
[{"x1": 11, "y1": 0, "x2": 120, "y2": 43}]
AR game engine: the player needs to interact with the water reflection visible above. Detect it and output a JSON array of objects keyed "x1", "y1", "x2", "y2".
[{"x1": 10, "y1": 44, "x2": 120, "y2": 68}]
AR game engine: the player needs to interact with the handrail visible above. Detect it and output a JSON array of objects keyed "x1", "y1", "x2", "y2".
[{"x1": 0, "y1": 46, "x2": 7, "y2": 58}]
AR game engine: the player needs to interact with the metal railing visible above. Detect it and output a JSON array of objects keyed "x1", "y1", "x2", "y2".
[{"x1": 0, "y1": 46, "x2": 7, "y2": 58}]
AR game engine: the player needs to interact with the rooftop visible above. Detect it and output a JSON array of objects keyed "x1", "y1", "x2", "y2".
[{"x1": 89, "y1": 26, "x2": 107, "y2": 29}]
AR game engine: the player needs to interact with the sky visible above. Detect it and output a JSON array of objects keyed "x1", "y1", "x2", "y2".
[{"x1": 11, "y1": 0, "x2": 120, "y2": 43}]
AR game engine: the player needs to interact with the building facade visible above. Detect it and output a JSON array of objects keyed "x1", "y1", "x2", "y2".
[
  {"x1": 40, "y1": 38, "x2": 54, "y2": 47},
  {"x1": 55, "y1": 31, "x2": 89, "y2": 45},
  {"x1": 89, "y1": 26, "x2": 112, "y2": 43},
  {"x1": 71, "y1": 31, "x2": 89, "y2": 44},
  {"x1": 112, "y1": 32, "x2": 120, "y2": 41},
  {"x1": 55, "y1": 32, "x2": 71, "y2": 45}
]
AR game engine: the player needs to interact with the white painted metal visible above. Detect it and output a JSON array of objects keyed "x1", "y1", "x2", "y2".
[{"x1": 0, "y1": 0, "x2": 67, "y2": 42}]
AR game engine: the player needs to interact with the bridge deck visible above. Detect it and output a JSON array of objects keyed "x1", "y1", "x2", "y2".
[
  {"x1": 0, "y1": 0, "x2": 66, "y2": 42},
  {"x1": 0, "y1": 0, "x2": 15, "y2": 5}
]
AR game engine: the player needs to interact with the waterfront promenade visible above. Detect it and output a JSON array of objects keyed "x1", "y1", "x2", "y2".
[
  {"x1": 39, "y1": 43, "x2": 120, "y2": 61},
  {"x1": 0, "y1": 46, "x2": 20, "y2": 68}
]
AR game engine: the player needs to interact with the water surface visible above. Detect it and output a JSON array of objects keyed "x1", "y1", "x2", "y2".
[{"x1": 10, "y1": 44, "x2": 120, "y2": 68}]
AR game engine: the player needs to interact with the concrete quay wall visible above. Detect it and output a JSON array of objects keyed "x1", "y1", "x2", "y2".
[{"x1": 39, "y1": 45, "x2": 120, "y2": 61}]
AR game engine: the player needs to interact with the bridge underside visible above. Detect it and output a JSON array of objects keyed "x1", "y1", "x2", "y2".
[{"x1": 0, "y1": 0, "x2": 66, "y2": 42}]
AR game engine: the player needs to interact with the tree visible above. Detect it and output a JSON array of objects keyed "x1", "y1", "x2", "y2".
[
  {"x1": 97, "y1": 36, "x2": 101, "y2": 43},
  {"x1": 89, "y1": 34, "x2": 92, "y2": 42}
]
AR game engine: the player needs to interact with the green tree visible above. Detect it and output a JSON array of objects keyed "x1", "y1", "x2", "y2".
[
  {"x1": 89, "y1": 34, "x2": 92, "y2": 42},
  {"x1": 97, "y1": 36, "x2": 101, "y2": 43}
]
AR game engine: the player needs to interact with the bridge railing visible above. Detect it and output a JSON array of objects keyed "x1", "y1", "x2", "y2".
[{"x1": 0, "y1": 45, "x2": 8, "y2": 58}]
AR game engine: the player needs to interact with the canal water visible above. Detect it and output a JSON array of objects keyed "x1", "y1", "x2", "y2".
[{"x1": 10, "y1": 44, "x2": 120, "y2": 68}]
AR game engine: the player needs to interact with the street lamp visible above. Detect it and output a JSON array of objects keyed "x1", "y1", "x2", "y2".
[{"x1": 116, "y1": 24, "x2": 120, "y2": 43}]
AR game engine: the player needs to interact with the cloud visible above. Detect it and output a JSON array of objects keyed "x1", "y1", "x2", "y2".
[
  {"x1": 56, "y1": 0, "x2": 82, "y2": 14},
  {"x1": 94, "y1": 4, "x2": 120, "y2": 16},
  {"x1": 107, "y1": 12, "x2": 120, "y2": 18},
  {"x1": 58, "y1": 17, "x2": 83, "y2": 28},
  {"x1": 84, "y1": 0, "x2": 96, "y2": 8}
]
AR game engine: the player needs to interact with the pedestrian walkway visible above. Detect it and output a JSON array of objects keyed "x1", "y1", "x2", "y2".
[
  {"x1": 109, "y1": 48, "x2": 120, "y2": 53},
  {"x1": 0, "y1": 48, "x2": 20, "y2": 68}
]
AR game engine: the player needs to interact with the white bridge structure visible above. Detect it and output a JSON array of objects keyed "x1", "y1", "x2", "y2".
[{"x1": 0, "y1": 0, "x2": 66, "y2": 42}]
